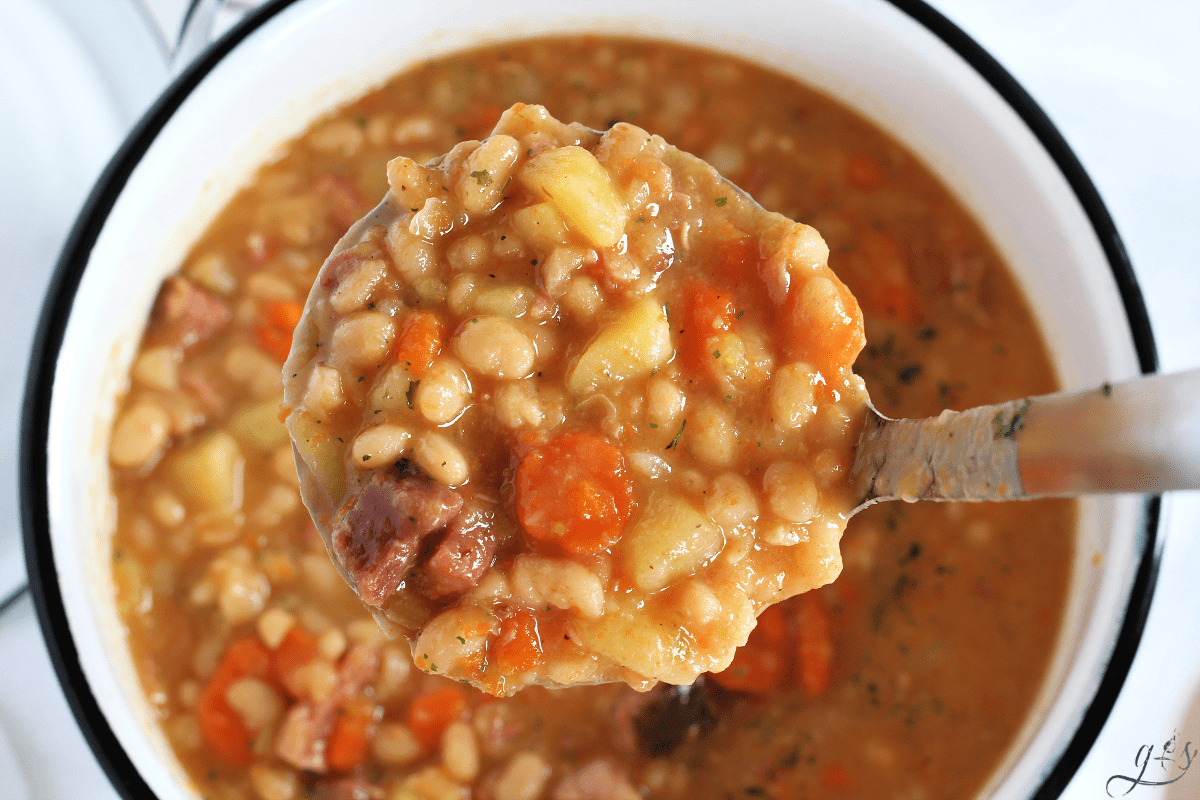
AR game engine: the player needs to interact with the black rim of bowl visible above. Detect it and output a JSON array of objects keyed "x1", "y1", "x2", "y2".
[{"x1": 19, "y1": 1, "x2": 1163, "y2": 797}]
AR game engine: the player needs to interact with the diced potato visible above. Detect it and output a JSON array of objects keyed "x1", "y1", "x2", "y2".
[
  {"x1": 566, "y1": 297, "x2": 672, "y2": 395},
  {"x1": 518, "y1": 146, "x2": 627, "y2": 248},
  {"x1": 624, "y1": 492, "x2": 724, "y2": 592},
  {"x1": 572, "y1": 590, "x2": 754, "y2": 684},
  {"x1": 171, "y1": 431, "x2": 244, "y2": 514},
  {"x1": 288, "y1": 410, "x2": 346, "y2": 502},
  {"x1": 510, "y1": 203, "x2": 571, "y2": 250},
  {"x1": 228, "y1": 396, "x2": 288, "y2": 450}
]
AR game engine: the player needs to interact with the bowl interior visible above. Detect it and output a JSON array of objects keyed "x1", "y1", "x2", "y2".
[{"x1": 38, "y1": 1, "x2": 1153, "y2": 797}]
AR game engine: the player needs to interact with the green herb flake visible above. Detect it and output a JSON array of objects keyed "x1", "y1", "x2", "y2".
[
  {"x1": 637, "y1": 216, "x2": 646, "y2": 223},
  {"x1": 362, "y1": 455, "x2": 371, "y2": 462},
  {"x1": 715, "y1": 196, "x2": 728, "y2": 207},
  {"x1": 456, "y1": 636, "x2": 466, "y2": 644},
  {"x1": 406, "y1": 380, "x2": 420, "y2": 409},
  {"x1": 649, "y1": 423, "x2": 658, "y2": 428},
  {"x1": 666, "y1": 418, "x2": 687, "y2": 451},
  {"x1": 469, "y1": 169, "x2": 492, "y2": 186},
  {"x1": 991, "y1": 398, "x2": 1032, "y2": 440},
  {"x1": 713, "y1": 350, "x2": 721, "y2": 359}
]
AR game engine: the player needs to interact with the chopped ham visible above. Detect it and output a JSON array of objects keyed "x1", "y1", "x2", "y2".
[
  {"x1": 420, "y1": 496, "x2": 498, "y2": 599},
  {"x1": 319, "y1": 249, "x2": 369, "y2": 289},
  {"x1": 275, "y1": 643, "x2": 380, "y2": 773},
  {"x1": 150, "y1": 276, "x2": 231, "y2": 348},
  {"x1": 331, "y1": 471, "x2": 463, "y2": 607}
]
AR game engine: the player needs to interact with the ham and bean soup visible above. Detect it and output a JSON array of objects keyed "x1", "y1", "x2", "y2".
[
  {"x1": 283, "y1": 103, "x2": 870, "y2": 693},
  {"x1": 108, "y1": 37, "x2": 1072, "y2": 800}
]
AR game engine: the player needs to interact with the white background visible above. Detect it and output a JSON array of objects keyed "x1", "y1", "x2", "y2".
[{"x1": 0, "y1": 0, "x2": 1195, "y2": 798}]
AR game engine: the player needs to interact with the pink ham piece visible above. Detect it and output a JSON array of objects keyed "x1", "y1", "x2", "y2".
[
  {"x1": 275, "y1": 643, "x2": 380, "y2": 773},
  {"x1": 331, "y1": 471, "x2": 463, "y2": 607},
  {"x1": 150, "y1": 276, "x2": 231, "y2": 348}
]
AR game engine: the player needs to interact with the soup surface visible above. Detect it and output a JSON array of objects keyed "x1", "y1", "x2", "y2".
[{"x1": 107, "y1": 36, "x2": 1072, "y2": 800}]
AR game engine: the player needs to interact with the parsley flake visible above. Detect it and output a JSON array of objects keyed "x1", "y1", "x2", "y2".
[
  {"x1": 715, "y1": 196, "x2": 728, "y2": 206},
  {"x1": 469, "y1": 169, "x2": 492, "y2": 186},
  {"x1": 666, "y1": 418, "x2": 687, "y2": 450}
]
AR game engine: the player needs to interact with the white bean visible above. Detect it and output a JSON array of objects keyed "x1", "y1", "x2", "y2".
[
  {"x1": 110, "y1": 400, "x2": 171, "y2": 469},
  {"x1": 690, "y1": 400, "x2": 736, "y2": 466},
  {"x1": 494, "y1": 751, "x2": 552, "y2": 800},
  {"x1": 414, "y1": 359, "x2": 471, "y2": 424},
  {"x1": 705, "y1": 473, "x2": 759, "y2": 529},
  {"x1": 329, "y1": 257, "x2": 387, "y2": 314},
  {"x1": 512, "y1": 555, "x2": 605, "y2": 619},
  {"x1": 351, "y1": 424, "x2": 412, "y2": 468},
  {"x1": 330, "y1": 311, "x2": 394, "y2": 369},
  {"x1": 645, "y1": 377, "x2": 685, "y2": 426},
  {"x1": 413, "y1": 432, "x2": 469, "y2": 486},
  {"x1": 771, "y1": 362, "x2": 818, "y2": 429},
  {"x1": 453, "y1": 316, "x2": 536, "y2": 379},
  {"x1": 763, "y1": 461, "x2": 818, "y2": 523},
  {"x1": 441, "y1": 721, "x2": 480, "y2": 781}
]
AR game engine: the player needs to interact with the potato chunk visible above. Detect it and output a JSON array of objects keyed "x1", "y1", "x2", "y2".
[
  {"x1": 518, "y1": 146, "x2": 627, "y2": 248},
  {"x1": 566, "y1": 297, "x2": 672, "y2": 395},
  {"x1": 171, "y1": 431, "x2": 244, "y2": 513},
  {"x1": 624, "y1": 491, "x2": 724, "y2": 592}
]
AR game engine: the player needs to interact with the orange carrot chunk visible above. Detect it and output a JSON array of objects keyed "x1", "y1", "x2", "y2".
[
  {"x1": 395, "y1": 311, "x2": 445, "y2": 377},
  {"x1": 679, "y1": 280, "x2": 737, "y2": 377},
  {"x1": 196, "y1": 636, "x2": 273, "y2": 766},
  {"x1": 492, "y1": 609, "x2": 544, "y2": 674},
  {"x1": 515, "y1": 433, "x2": 635, "y2": 554},
  {"x1": 406, "y1": 685, "x2": 468, "y2": 751},
  {"x1": 709, "y1": 604, "x2": 788, "y2": 694},
  {"x1": 253, "y1": 300, "x2": 305, "y2": 362},
  {"x1": 850, "y1": 230, "x2": 918, "y2": 324},
  {"x1": 327, "y1": 698, "x2": 378, "y2": 772},
  {"x1": 271, "y1": 626, "x2": 321, "y2": 699},
  {"x1": 796, "y1": 591, "x2": 833, "y2": 697},
  {"x1": 845, "y1": 152, "x2": 885, "y2": 191}
]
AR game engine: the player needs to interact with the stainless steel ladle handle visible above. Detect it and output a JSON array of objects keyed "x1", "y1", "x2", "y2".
[{"x1": 852, "y1": 368, "x2": 1200, "y2": 508}]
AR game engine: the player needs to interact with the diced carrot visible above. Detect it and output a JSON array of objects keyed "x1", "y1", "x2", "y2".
[
  {"x1": 822, "y1": 763, "x2": 851, "y2": 791},
  {"x1": 326, "y1": 698, "x2": 378, "y2": 772},
  {"x1": 253, "y1": 300, "x2": 305, "y2": 363},
  {"x1": 196, "y1": 636, "x2": 273, "y2": 766},
  {"x1": 709, "y1": 605, "x2": 788, "y2": 694},
  {"x1": 271, "y1": 626, "x2": 320, "y2": 698},
  {"x1": 406, "y1": 685, "x2": 468, "y2": 751},
  {"x1": 795, "y1": 592, "x2": 833, "y2": 697},
  {"x1": 395, "y1": 311, "x2": 444, "y2": 377},
  {"x1": 850, "y1": 230, "x2": 918, "y2": 324},
  {"x1": 845, "y1": 152, "x2": 885, "y2": 191},
  {"x1": 710, "y1": 236, "x2": 760, "y2": 285},
  {"x1": 491, "y1": 610, "x2": 544, "y2": 674},
  {"x1": 515, "y1": 433, "x2": 636, "y2": 554},
  {"x1": 679, "y1": 280, "x2": 737, "y2": 377}
]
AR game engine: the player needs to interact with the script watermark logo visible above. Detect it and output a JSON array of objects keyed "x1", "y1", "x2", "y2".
[{"x1": 1106, "y1": 730, "x2": 1196, "y2": 796}]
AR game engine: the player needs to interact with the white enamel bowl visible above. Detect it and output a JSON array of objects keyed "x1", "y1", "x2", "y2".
[{"x1": 21, "y1": 1, "x2": 1160, "y2": 798}]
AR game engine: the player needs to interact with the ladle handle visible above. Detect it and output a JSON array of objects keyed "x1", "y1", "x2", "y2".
[
  {"x1": 1017, "y1": 368, "x2": 1200, "y2": 495},
  {"x1": 854, "y1": 368, "x2": 1200, "y2": 505}
]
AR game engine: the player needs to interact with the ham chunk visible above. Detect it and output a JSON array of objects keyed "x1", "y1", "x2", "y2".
[
  {"x1": 420, "y1": 496, "x2": 498, "y2": 599},
  {"x1": 150, "y1": 276, "x2": 231, "y2": 348},
  {"x1": 275, "y1": 643, "x2": 380, "y2": 772},
  {"x1": 331, "y1": 470, "x2": 463, "y2": 606}
]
